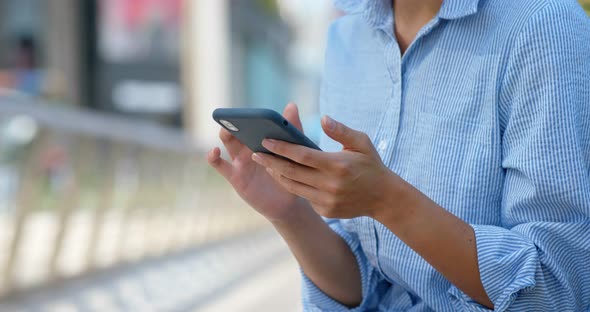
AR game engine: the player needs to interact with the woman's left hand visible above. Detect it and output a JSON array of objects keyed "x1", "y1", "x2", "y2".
[{"x1": 251, "y1": 115, "x2": 404, "y2": 219}]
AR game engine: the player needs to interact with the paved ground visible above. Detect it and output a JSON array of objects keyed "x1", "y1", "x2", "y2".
[
  {"x1": 197, "y1": 257, "x2": 302, "y2": 312},
  {"x1": 0, "y1": 230, "x2": 302, "y2": 312}
]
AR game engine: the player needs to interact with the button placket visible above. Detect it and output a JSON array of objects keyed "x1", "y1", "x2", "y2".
[
  {"x1": 371, "y1": 18, "x2": 443, "y2": 283},
  {"x1": 374, "y1": 40, "x2": 403, "y2": 166}
]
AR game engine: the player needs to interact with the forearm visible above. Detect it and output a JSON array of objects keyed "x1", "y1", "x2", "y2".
[
  {"x1": 272, "y1": 198, "x2": 362, "y2": 307},
  {"x1": 372, "y1": 175, "x2": 493, "y2": 309}
]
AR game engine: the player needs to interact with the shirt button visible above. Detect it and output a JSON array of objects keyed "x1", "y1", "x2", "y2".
[{"x1": 377, "y1": 139, "x2": 388, "y2": 153}]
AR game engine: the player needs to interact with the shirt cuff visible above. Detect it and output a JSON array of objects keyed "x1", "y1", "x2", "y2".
[
  {"x1": 301, "y1": 220, "x2": 380, "y2": 311},
  {"x1": 448, "y1": 224, "x2": 538, "y2": 312}
]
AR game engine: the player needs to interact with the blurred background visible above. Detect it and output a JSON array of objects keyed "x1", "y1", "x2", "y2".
[
  {"x1": 0, "y1": 0, "x2": 340, "y2": 311},
  {"x1": 0, "y1": 1, "x2": 588, "y2": 311}
]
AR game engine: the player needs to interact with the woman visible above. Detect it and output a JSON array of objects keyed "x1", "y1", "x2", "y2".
[{"x1": 208, "y1": 0, "x2": 590, "y2": 310}]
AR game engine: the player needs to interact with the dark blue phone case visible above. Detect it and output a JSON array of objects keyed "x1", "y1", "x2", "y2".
[{"x1": 212, "y1": 108, "x2": 321, "y2": 155}]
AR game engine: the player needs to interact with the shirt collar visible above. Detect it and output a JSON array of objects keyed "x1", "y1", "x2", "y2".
[
  {"x1": 437, "y1": 0, "x2": 481, "y2": 20},
  {"x1": 333, "y1": 0, "x2": 481, "y2": 28},
  {"x1": 334, "y1": 0, "x2": 392, "y2": 28}
]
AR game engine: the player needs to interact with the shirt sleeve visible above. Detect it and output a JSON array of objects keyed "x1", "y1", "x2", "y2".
[
  {"x1": 301, "y1": 218, "x2": 384, "y2": 311},
  {"x1": 448, "y1": 2, "x2": 590, "y2": 311}
]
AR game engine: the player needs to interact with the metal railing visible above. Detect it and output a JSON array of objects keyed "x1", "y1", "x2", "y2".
[{"x1": 0, "y1": 95, "x2": 266, "y2": 298}]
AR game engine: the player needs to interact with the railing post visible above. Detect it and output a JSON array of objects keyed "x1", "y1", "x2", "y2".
[
  {"x1": 152, "y1": 153, "x2": 182, "y2": 255},
  {"x1": 0, "y1": 130, "x2": 47, "y2": 293},
  {"x1": 191, "y1": 164, "x2": 215, "y2": 245},
  {"x1": 84, "y1": 140, "x2": 117, "y2": 271},
  {"x1": 115, "y1": 145, "x2": 148, "y2": 262},
  {"x1": 47, "y1": 136, "x2": 91, "y2": 279}
]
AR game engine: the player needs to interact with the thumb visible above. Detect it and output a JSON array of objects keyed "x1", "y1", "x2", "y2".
[
  {"x1": 322, "y1": 115, "x2": 373, "y2": 153},
  {"x1": 282, "y1": 102, "x2": 304, "y2": 132}
]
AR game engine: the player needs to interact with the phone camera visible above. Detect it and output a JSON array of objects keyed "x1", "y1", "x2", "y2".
[
  {"x1": 283, "y1": 120, "x2": 288, "y2": 126},
  {"x1": 220, "y1": 119, "x2": 239, "y2": 132}
]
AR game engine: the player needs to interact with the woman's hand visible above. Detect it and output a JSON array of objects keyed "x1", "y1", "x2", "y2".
[
  {"x1": 249, "y1": 115, "x2": 495, "y2": 308},
  {"x1": 252, "y1": 115, "x2": 404, "y2": 219},
  {"x1": 207, "y1": 103, "x2": 309, "y2": 222},
  {"x1": 252, "y1": 115, "x2": 494, "y2": 308},
  {"x1": 209, "y1": 106, "x2": 364, "y2": 306}
]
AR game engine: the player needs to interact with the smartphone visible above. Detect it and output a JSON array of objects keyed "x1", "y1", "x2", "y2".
[{"x1": 212, "y1": 108, "x2": 321, "y2": 155}]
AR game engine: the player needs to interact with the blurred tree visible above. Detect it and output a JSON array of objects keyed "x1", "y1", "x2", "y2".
[
  {"x1": 581, "y1": 0, "x2": 590, "y2": 14},
  {"x1": 256, "y1": 0, "x2": 280, "y2": 17}
]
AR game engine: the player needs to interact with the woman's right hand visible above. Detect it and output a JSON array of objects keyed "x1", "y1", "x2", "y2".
[{"x1": 207, "y1": 103, "x2": 307, "y2": 222}]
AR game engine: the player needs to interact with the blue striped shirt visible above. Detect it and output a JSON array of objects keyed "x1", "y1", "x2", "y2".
[{"x1": 301, "y1": 0, "x2": 590, "y2": 311}]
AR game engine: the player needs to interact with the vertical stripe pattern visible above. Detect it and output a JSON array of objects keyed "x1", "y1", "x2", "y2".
[{"x1": 302, "y1": 0, "x2": 590, "y2": 311}]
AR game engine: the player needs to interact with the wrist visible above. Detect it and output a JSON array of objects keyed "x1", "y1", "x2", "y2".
[
  {"x1": 270, "y1": 198, "x2": 328, "y2": 241},
  {"x1": 368, "y1": 170, "x2": 415, "y2": 227},
  {"x1": 269, "y1": 196, "x2": 314, "y2": 226}
]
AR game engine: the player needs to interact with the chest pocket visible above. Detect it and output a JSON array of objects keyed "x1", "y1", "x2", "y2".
[{"x1": 423, "y1": 50, "x2": 500, "y2": 128}]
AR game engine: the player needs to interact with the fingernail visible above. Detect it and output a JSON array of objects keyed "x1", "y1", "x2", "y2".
[
  {"x1": 208, "y1": 148, "x2": 217, "y2": 159},
  {"x1": 324, "y1": 116, "x2": 335, "y2": 130},
  {"x1": 266, "y1": 167, "x2": 273, "y2": 175},
  {"x1": 262, "y1": 139, "x2": 276, "y2": 149},
  {"x1": 252, "y1": 153, "x2": 262, "y2": 163}
]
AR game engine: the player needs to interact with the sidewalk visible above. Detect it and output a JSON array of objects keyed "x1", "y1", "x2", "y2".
[
  {"x1": 197, "y1": 256, "x2": 302, "y2": 312},
  {"x1": 0, "y1": 230, "x2": 302, "y2": 312}
]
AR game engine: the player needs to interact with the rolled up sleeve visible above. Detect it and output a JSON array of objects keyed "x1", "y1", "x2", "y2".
[
  {"x1": 302, "y1": 218, "x2": 383, "y2": 312},
  {"x1": 449, "y1": 2, "x2": 590, "y2": 311}
]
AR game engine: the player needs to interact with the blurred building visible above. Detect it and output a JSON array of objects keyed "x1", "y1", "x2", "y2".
[
  {"x1": 0, "y1": 0, "x2": 588, "y2": 145},
  {"x1": 0, "y1": 0, "x2": 296, "y2": 147}
]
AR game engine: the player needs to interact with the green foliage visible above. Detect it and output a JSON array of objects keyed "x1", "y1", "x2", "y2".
[{"x1": 256, "y1": 0, "x2": 280, "y2": 17}]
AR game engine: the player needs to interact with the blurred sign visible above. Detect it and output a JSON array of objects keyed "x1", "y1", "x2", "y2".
[
  {"x1": 99, "y1": 0, "x2": 181, "y2": 63},
  {"x1": 113, "y1": 79, "x2": 181, "y2": 114},
  {"x1": 97, "y1": 0, "x2": 183, "y2": 124}
]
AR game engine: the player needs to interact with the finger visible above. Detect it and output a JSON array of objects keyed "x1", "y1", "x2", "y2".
[
  {"x1": 283, "y1": 102, "x2": 303, "y2": 132},
  {"x1": 219, "y1": 128, "x2": 248, "y2": 160},
  {"x1": 261, "y1": 139, "x2": 332, "y2": 169},
  {"x1": 321, "y1": 116, "x2": 375, "y2": 154},
  {"x1": 253, "y1": 153, "x2": 323, "y2": 188},
  {"x1": 270, "y1": 170, "x2": 323, "y2": 203},
  {"x1": 207, "y1": 147, "x2": 232, "y2": 180}
]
